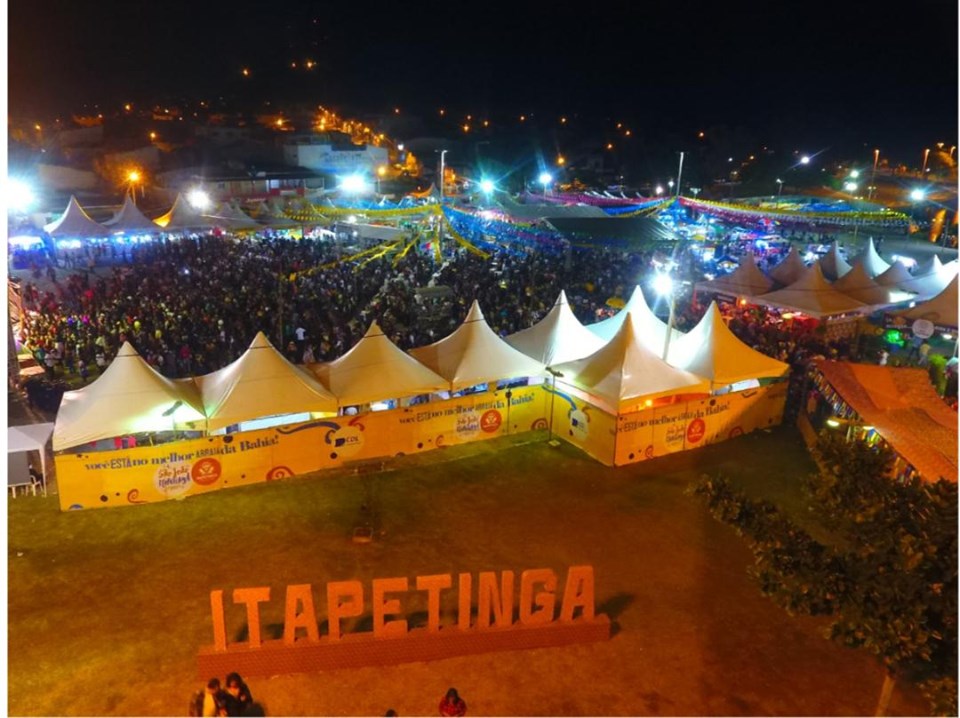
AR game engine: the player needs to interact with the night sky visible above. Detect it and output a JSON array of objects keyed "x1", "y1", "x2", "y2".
[{"x1": 8, "y1": 0, "x2": 958, "y2": 159}]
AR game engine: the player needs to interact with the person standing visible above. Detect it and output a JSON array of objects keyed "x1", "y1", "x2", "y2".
[
  {"x1": 439, "y1": 687, "x2": 467, "y2": 717},
  {"x1": 878, "y1": 349, "x2": 889, "y2": 366},
  {"x1": 918, "y1": 340, "x2": 931, "y2": 367}
]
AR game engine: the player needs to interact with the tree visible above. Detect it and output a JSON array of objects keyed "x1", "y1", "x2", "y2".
[{"x1": 689, "y1": 435, "x2": 957, "y2": 716}]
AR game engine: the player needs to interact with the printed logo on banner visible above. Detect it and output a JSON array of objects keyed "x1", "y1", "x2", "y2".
[
  {"x1": 480, "y1": 409, "x2": 502, "y2": 433},
  {"x1": 154, "y1": 462, "x2": 192, "y2": 497},
  {"x1": 327, "y1": 425, "x2": 364, "y2": 457},
  {"x1": 191, "y1": 458, "x2": 222, "y2": 486},
  {"x1": 456, "y1": 413, "x2": 480, "y2": 436},
  {"x1": 665, "y1": 423, "x2": 685, "y2": 447},
  {"x1": 568, "y1": 409, "x2": 589, "y2": 441},
  {"x1": 686, "y1": 418, "x2": 706, "y2": 444}
]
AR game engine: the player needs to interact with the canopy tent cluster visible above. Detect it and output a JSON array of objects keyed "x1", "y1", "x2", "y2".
[
  {"x1": 53, "y1": 287, "x2": 790, "y2": 452},
  {"x1": 696, "y1": 239, "x2": 958, "y2": 319}
]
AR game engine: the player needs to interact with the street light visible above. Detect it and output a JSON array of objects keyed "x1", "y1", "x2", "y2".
[
  {"x1": 546, "y1": 368, "x2": 564, "y2": 447},
  {"x1": 921, "y1": 148, "x2": 931, "y2": 176},
  {"x1": 6, "y1": 178, "x2": 36, "y2": 214},
  {"x1": 869, "y1": 148, "x2": 880, "y2": 201},
  {"x1": 187, "y1": 189, "x2": 211, "y2": 210},
  {"x1": 340, "y1": 174, "x2": 369, "y2": 194},
  {"x1": 539, "y1": 172, "x2": 552, "y2": 199},
  {"x1": 127, "y1": 170, "x2": 141, "y2": 204},
  {"x1": 849, "y1": 169, "x2": 860, "y2": 179},
  {"x1": 775, "y1": 178, "x2": 784, "y2": 208},
  {"x1": 479, "y1": 179, "x2": 495, "y2": 196},
  {"x1": 654, "y1": 272, "x2": 678, "y2": 361},
  {"x1": 655, "y1": 185, "x2": 664, "y2": 196},
  {"x1": 844, "y1": 181, "x2": 858, "y2": 193},
  {"x1": 910, "y1": 188, "x2": 926, "y2": 202},
  {"x1": 799, "y1": 155, "x2": 811, "y2": 165}
]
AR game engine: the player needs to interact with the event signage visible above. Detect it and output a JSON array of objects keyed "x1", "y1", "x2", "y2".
[
  {"x1": 911, "y1": 319, "x2": 935, "y2": 339},
  {"x1": 198, "y1": 566, "x2": 610, "y2": 677}
]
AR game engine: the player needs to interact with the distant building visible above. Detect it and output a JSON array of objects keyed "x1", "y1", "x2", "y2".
[
  {"x1": 283, "y1": 134, "x2": 388, "y2": 176},
  {"x1": 156, "y1": 166, "x2": 326, "y2": 201}
]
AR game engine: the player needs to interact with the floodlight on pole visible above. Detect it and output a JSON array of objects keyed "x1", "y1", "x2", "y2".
[
  {"x1": 439, "y1": 149, "x2": 448, "y2": 205},
  {"x1": 775, "y1": 178, "x2": 784, "y2": 208},
  {"x1": 654, "y1": 272, "x2": 678, "y2": 361},
  {"x1": 844, "y1": 182, "x2": 858, "y2": 192},
  {"x1": 849, "y1": 169, "x2": 859, "y2": 179},
  {"x1": 6, "y1": 178, "x2": 36, "y2": 214},
  {"x1": 539, "y1": 172, "x2": 552, "y2": 199},
  {"x1": 479, "y1": 179, "x2": 495, "y2": 195},
  {"x1": 187, "y1": 189, "x2": 212, "y2": 210},
  {"x1": 910, "y1": 188, "x2": 926, "y2": 202},
  {"x1": 340, "y1": 174, "x2": 369, "y2": 194},
  {"x1": 799, "y1": 155, "x2": 811, "y2": 165}
]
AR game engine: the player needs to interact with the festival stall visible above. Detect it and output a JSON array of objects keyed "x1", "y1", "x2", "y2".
[
  {"x1": 888, "y1": 275, "x2": 959, "y2": 331},
  {"x1": 588, "y1": 285, "x2": 682, "y2": 353},
  {"x1": 195, "y1": 332, "x2": 338, "y2": 431},
  {"x1": 897, "y1": 256, "x2": 958, "y2": 299},
  {"x1": 311, "y1": 321, "x2": 448, "y2": 408},
  {"x1": 817, "y1": 241, "x2": 852, "y2": 281},
  {"x1": 874, "y1": 261, "x2": 914, "y2": 288},
  {"x1": 831, "y1": 262, "x2": 903, "y2": 306},
  {"x1": 666, "y1": 302, "x2": 790, "y2": 390},
  {"x1": 799, "y1": 360, "x2": 957, "y2": 483},
  {"x1": 409, "y1": 300, "x2": 547, "y2": 391},
  {"x1": 53, "y1": 342, "x2": 206, "y2": 451},
  {"x1": 43, "y1": 196, "x2": 109, "y2": 238},
  {"x1": 103, "y1": 196, "x2": 162, "y2": 234},
  {"x1": 753, "y1": 263, "x2": 870, "y2": 318},
  {"x1": 154, "y1": 193, "x2": 216, "y2": 231},
  {"x1": 205, "y1": 201, "x2": 262, "y2": 232},
  {"x1": 8, "y1": 423, "x2": 55, "y2": 496},
  {"x1": 548, "y1": 315, "x2": 787, "y2": 466},
  {"x1": 694, "y1": 253, "x2": 774, "y2": 301},
  {"x1": 768, "y1": 246, "x2": 807, "y2": 286},
  {"x1": 505, "y1": 291, "x2": 607, "y2": 365}
]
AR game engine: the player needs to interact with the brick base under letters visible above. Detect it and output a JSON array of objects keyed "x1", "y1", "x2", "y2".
[{"x1": 197, "y1": 616, "x2": 611, "y2": 679}]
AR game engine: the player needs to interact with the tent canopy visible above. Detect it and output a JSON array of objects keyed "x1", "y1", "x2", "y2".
[
  {"x1": 753, "y1": 263, "x2": 869, "y2": 318},
  {"x1": 8, "y1": 423, "x2": 55, "y2": 454},
  {"x1": 553, "y1": 313, "x2": 710, "y2": 414},
  {"x1": 312, "y1": 321, "x2": 448, "y2": 406},
  {"x1": 832, "y1": 262, "x2": 901, "y2": 306},
  {"x1": 874, "y1": 261, "x2": 914, "y2": 287},
  {"x1": 154, "y1": 194, "x2": 215, "y2": 230},
  {"x1": 43, "y1": 196, "x2": 109, "y2": 238},
  {"x1": 853, "y1": 237, "x2": 891, "y2": 278},
  {"x1": 667, "y1": 302, "x2": 790, "y2": 386},
  {"x1": 204, "y1": 201, "x2": 262, "y2": 231},
  {"x1": 196, "y1": 332, "x2": 337, "y2": 430},
  {"x1": 898, "y1": 257, "x2": 959, "y2": 299},
  {"x1": 769, "y1": 246, "x2": 807, "y2": 286},
  {"x1": 505, "y1": 290, "x2": 607, "y2": 366},
  {"x1": 103, "y1": 196, "x2": 161, "y2": 233},
  {"x1": 695, "y1": 253, "x2": 774, "y2": 298},
  {"x1": 892, "y1": 275, "x2": 959, "y2": 329},
  {"x1": 409, "y1": 301, "x2": 546, "y2": 390},
  {"x1": 53, "y1": 342, "x2": 206, "y2": 450},
  {"x1": 817, "y1": 241, "x2": 852, "y2": 281},
  {"x1": 588, "y1": 284, "x2": 683, "y2": 353}
]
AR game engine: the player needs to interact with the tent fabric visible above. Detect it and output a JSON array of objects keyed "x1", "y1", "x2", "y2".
[
  {"x1": 694, "y1": 253, "x2": 774, "y2": 298},
  {"x1": 891, "y1": 275, "x2": 959, "y2": 329},
  {"x1": 898, "y1": 257, "x2": 959, "y2": 299},
  {"x1": 546, "y1": 216, "x2": 678, "y2": 244},
  {"x1": 103, "y1": 195, "x2": 161, "y2": 232},
  {"x1": 53, "y1": 342, "x2": 206, "y2": 450},
  {"x1": 409, "y1": 301, "x2": 546, "y2": 390},
  {"x1": 769, "y1": 246, "x2": 807, "y2": 286},
  {"x1": 817, "y1": 242, "x2": 852, "y2": 281},
  {"x1": 7, "y1": 423, "x2": 55, "y2": 496},
  {"x1": 196, "y1": 332, "x2": 337, "y2": 431},
  {"x1": 754, "y1": 263, "x2": 870, "y2": 318},
  {"x1": 853, "y1": 237, "x2": 890, "y2": 278},
  {"x1": 311, "y1": 321, "x2": 448, "y2": 406},
  {"x1": 667, "y1": 302, "x2": 790, "y2": 387},
  {"x1": 204, "y1": 201, "x2": 262, "y2": 231},
  {"x1": 552, "y1": 313, "x2": 710, "y2": 414},
  {"x1": 815, "y1": 361, "x2": 957, "y2": 483},
  {"x1": 588, "y1": 284, "x2": 683, "y2": 354},
  {"x1": 831, "y1": 262, "x2": 900, "y2": 306},
  {"x1": 43, "y1": 196, "x2": 109, "y2": 238},
  {"x1": 874, "y1": 261, "x2": 914, "y2": 287},
  {"x1": 154, "y1": 194, "x2": 216, "y2": 230},
  {"x1": 505, "y1": 290, "x2": 607, "y2": 366}
]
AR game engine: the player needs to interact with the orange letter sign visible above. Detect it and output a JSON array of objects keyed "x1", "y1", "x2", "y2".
[
  {"x1": 477, "y1": 571, "x2": 515, "y2": 629},
  {"x1": 519, "y1": 568, "x2": 557, "y2": 626},
  {"x1": 283, "y1": 584, "x2": 319, "y2": 645},
  {"x1": 416, "y1": 574, "x2": 452, "y2": 632},
  {"x1": 559, "y1": 565, "x2": 595, "y2": 622},
  {"x1": 210, "y1": 589, "x2": 227, "y2": 651},
  {"x1": 372, "y1": 577, "x2": 409, "y2": 638},
  {"x1": 326, "y1": 580, "x2": 364, "y2": 642},
  {"x1": 233, "y1": 586, "x2": 271, "y2": 649}
]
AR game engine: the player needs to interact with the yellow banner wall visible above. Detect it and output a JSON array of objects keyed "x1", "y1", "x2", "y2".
[
  {"x1": 547, "y1": 385, "x2": 617, "y2": 466},
  {"x1": 56, "y1": 386, "x2": 549, "y2": 511},
  {"x1": 612, "y1": 383, "x2": 788, "y2": 466}
]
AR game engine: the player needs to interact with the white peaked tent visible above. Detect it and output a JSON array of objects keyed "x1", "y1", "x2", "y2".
[
  {"x1": 832, "y1": 262, "x2": 900, "y2": 306},
  {"x1": 769, "y1": 246, "x2": 807, "y2": 286},
  {"x1": 899, "y1": 257, "x2": 959, "y2": 299},
  {"x1": 694, "y1": 253, "x2": 774, "y2": 298},
  {"x1": 588, "y1": 285, "x2": 683, "y2": 353},
  {"x1": 409, "y1": 300, "x2": 546, "y2": 391},
  {"x1": 103, "y1": 195, "x2": 161, "y2": 233},
  {"x1": 53, "y1": 342, "x2": 206, "y2": 450},
  {"x1": 252, "y1": 200, "x2": 300, "y2": 229},
  {"x1": 755, "y1": 263, "x2": 870, "y2": 317},
  {"x1": 43, "y1": 196, "x2": 109, "y2": 238},
  {"x1": 892, "y1": 275, "x2": 959, "y2": 329},
  {"x1": 874, "y1": 261, "x2": 914, "y2": 287},
  {"x1": 313, "y1": 321, "x2": 448, "y2": 406},
  {"x1": 667, "y1": 302, "x2": 790, "y2": 387},
  {"x1": 196, "y1": 332, "x2": 338, "y2": 431},
  {"x1": 552, "y1": 314, "x2": 710, "y2": 415},
  {"x1": 154, "y1": 194, "x2": 215, "y2": 230},
  {"x1": 817, "y1": 242, "x2": 852, "y2": 281},
  {"x1": 205, "y1": 201, "x2": 261, "y2": 231},
  {"x1": 8, "y1": 423, "x2": 55, "y2": 495},
  {"x1": 505, "y1": 290, "x2": 607, "y2": 365},
  {"x1": 853, "y1": 237, "x2": 890, "y2": 278}
]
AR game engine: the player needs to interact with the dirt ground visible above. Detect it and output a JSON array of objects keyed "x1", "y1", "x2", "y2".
[{"x1": 7, "y1": 426, "x2": 928, "y2": 716}]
